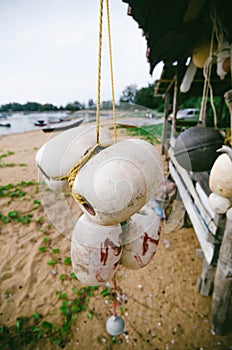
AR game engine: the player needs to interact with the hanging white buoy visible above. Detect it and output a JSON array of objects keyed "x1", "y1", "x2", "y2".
[
  {"x1": 106, "y1": 315, "x2": 125, "y2": 336},
  {"x1": 73, "y1": 139, "x2": 163, "y2": 226},
  {"x1": 35, "y1": 125, "x2": 112, "y2": 191},
  {"x1": 216, "y1": 41, "x2": 230, "y2": 80},
  {"x1": 208, "y1": 192, "x2": 231, "y2": 214},
  {"x1": 120, "y1": 203, "x2": 160, "y2": 270},
  {"x1": 209, "y1": 153, "x2": 232, "y2": 198},
  {"x1": 180, "y1": 60, "x2": 197, "y2": 93},
  {"x1": 71, "y1": 214, "x2": 122, "y2": 286}
]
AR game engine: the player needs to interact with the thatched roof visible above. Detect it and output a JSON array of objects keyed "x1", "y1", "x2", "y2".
[
  {"x1": 122, "y1": 0, "x2": 232, "y2": 97},
  {"x1": 123, "y1": 0, "x2": 232, "y2": 72}
]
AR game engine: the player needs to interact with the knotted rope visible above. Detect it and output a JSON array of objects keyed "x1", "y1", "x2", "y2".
[{"x1": 52, "y1": 0, "x2": 117, "y2": 205}]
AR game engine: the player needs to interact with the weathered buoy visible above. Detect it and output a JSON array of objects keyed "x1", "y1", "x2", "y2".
[
  {"x1": 35, "y1": 125, "x2": 112, "y2": 191},
  {"x1": 106, "y1": 315, "x2": 125, "y2": 336},
  {"x1": 71, "y1": 214, "x2": 122, "y2": 286},
  {"x1": 192, "y1": 42, "x2": 215, "y2": 68},
  {"x1": 216, "y1": 41, "x2": 230, "y2": 80},
  {"x1": 73, "y1": 139, "x2": 163, "y2": 226},
  {"x1": 209, "y1": 153, "x2": 232, "y2": 198},
  {"x1": 208, "y1": 192, "x2": 231, "y2": 214},
  {"x1": 120, "y1": 203, "x2": 160, "y2": 270},
  {"x1": 173, "y1": 126, "x2": 224, "y2": 172}
]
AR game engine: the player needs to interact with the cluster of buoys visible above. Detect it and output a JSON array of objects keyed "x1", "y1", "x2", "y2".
[
  {"x1": 36, "y1": 125, "x2": 163, "y2": 287},
  {"x1": 208, "y1": 146, "x2": 232, "y2": 215},
  {"x1": 180, "y1": 40, "x2": 231, "y2": 93}
]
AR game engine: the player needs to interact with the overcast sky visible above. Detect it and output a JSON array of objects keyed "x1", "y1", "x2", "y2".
[{"x1": 0, "y1": 0, "x2": 163, "y2": 107}]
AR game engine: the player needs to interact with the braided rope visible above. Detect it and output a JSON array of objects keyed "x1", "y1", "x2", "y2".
[
  {"x1": 52, "y1": 143, "x2": 110, "y2": 204},
  {"x1": 106, "y1": 0, "x2": 117, "y2": 143},
  {"x1": 51, "y1": 0, "x2": 117, "y2": 205},
  {"x1": 96, "y1": 0, "x2": 104, "y2": 144}
]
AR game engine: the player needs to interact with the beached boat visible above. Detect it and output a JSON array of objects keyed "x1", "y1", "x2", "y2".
[
  {"x1": 0, "y1": 122, "x2": 11, "y2": 128},
  {"x1": 42, "y1": 117, "x2": 84, "y2": 132},
  {"x1": 34, "y1": 120, "x2": 47, "y2": 127}
]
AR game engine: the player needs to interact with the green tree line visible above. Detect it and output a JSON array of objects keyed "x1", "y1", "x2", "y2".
[{"x1": 0, "y1": 83, "x2": 164, "y2": 113}]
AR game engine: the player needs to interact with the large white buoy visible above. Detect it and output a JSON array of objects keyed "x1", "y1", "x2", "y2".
[
  {"x1": 71, "y1": 214, "x2": 122, "y2": 286},
  {"x1": 35, "y1": 125, "x2": 112, "y2": 191},
  {"x1": 120, "y1": 203, "x2": 160, "y2": 270},
  {"x1": 208, "y1": 192, "x2": 231, "y2": 214},
  {"x1": 209, "y1": 153, "x2": 232, "y2": 198},
  {"x1": 73, "y1": 139, "x2": 163, "y2": 226}
]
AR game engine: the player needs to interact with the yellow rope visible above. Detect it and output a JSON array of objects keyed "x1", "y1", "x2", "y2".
[
  {"x1": 51, "y1": 0, "x2": 117, "y2": 205},
  {"x1": 106, "y1": 0, "x2": 117, "y2": 142},
  {"x1": 96, "y1": 0, "x2": 104, "y2": 144},
  {"x1": 52, "y1": 143, "x2": 110, "y2": 204},
  {"x1": 96, "y1": 0, "x2": 117, "y2": 143}
]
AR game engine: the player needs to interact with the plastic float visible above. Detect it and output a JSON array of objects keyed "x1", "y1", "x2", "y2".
[
  {"x1": 71, "y1": 214, "x2": 122, "y2": 286},
  {"x1": 120, "y1": 203, "x2": 160, "y2": 270},
  {"x1": 35, "y1": 125, "x2": 112, "y2": 191},
  {"x1": 208, "y1": 193, "x2": 231, "y2": 214},
  {"x1": 73, "y1": 138, "x2": 163, "y2": 226},
  {"x1": 35, "y1": 0, "x2": 164, "y2": 336},
  {"x1": 209, "y1": 147, "x2": 232, "y2": 198},
  {"x1": 216, "y1": 41, "x2": 231, "y2": 80}
]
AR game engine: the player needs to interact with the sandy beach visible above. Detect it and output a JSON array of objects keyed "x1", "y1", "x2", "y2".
[{"x1": 0, "y1": 125, "x2": 232, "y2": 350}]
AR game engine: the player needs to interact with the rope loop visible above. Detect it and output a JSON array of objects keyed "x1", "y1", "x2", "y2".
[{"x1": 52, "y1": 143, "x2": 110, "y2": 204}]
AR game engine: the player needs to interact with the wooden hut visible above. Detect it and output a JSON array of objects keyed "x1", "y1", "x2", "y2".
[{"x1": 122, "y1": 0, "x2": 232, "y2": 335}]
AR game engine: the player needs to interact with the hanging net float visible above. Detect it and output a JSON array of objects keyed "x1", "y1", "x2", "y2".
[
  {"x1": 73, "y1": 138, "x2": 163, "y2": 226},
  {"x1": 173, "y1": 125, "x2": 224, "y2": 172},
  {"x1": 71, "y1": 214, "x2": 122, "y2": 286},
  {"x1": 208, "y1": 192, "x2": 231, "y2": 214},
  {"x1": 120, "y1": 202, "x2": 160, "y2": 270},
  {"x1": 209, "y1": 146, "x2": 232, "y2": 198},
  {"x1": 35, "y1": 0, "x2": 164, "y2": 337},
  {"x1": 35, "y1": 124, "x2": 112, "y2": 192},
  {"x1": 70, "y1": 202, "x2": 162, "y2": 286}
]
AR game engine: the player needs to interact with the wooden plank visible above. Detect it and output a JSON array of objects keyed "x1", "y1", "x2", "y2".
[
  {"x1": 169, "y1": 161, "x2": 214, "y2": 264},
  {"x1": 192, "y1": 172, "x2": 211, "y2": 196},
  {"x1": 211, "y1": 217, "x2": 232, "y2": 335},
  {"x1": 196, "y1": 257, "x2": 215, "y2": 296},
  {"x1": 195, "y1": 183, "x2": 215, "y2": 219},
  {"x1": 169, "y1": 148, "x2": 217, "y2": 235}
]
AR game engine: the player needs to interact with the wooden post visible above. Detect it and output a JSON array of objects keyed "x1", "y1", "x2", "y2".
[
  {"x1": 196, "y1": 257, "x2": 215, "y2": 296},
  {"x1": 211, "y1": 217, "x2": 232, "y2": 335},
  {"x1": 161, "y1": 92, "x2": 170, "y2": 156},
  {"x1": 171, "y1": 75, "x2": 178, "y2": 141}
]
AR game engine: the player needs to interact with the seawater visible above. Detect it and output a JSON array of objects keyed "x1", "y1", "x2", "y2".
[{"x1": 0, "y1": 112, "x2": 69, "y2": 136}]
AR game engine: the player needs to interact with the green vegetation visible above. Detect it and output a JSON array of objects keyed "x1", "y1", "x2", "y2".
[
  {"x1": 0, "y1": 151, "x2": 28, "y2": 169},
  {"x1": 0, "y1": 83, "x2": 164, "y2": 113},
  {"x1": 0, "y1": 211, "x2": 33, "y2": 224},
  {"x1": 119, "y1": 83, "x2": 164, "y2": 111},
  {"x1": 126, "y1": 124, "x2": 163, "y2": 144},
  {"x1": 0, "y1": 179, "x2": 122, "y2": 348},
  {"x1": 0, "y1": 181, "x2": 37, "y2": 198},
  {"x1": 0, "y1": 285, "x2": 100, "y2": 349}
]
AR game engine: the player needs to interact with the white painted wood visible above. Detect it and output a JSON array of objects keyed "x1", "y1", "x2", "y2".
[
  {"x1": 169, "y1": 161, "x2": 214, "y2": 264},
  {"x1": 169, "y1": 148, "x2": 217, "y2": 235},
  {"x1": 195, "y1": 182, "x2": 215, "y2": 218}
]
